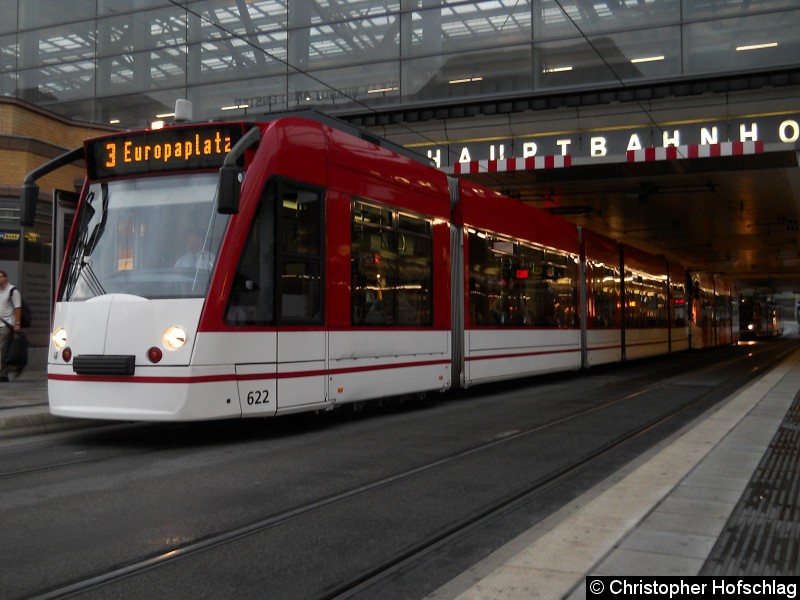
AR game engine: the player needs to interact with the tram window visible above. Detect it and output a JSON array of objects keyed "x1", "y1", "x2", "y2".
[
  {"x1": 281, "y1": 260, "x2": 321, "y2": 320},
  {"x1": 467, "y1": 230, "x2": 578, "y2": 328},
  {"x1": 671, "y1": 282, "x2": 687, "y2": 327},
  {"x1": 715, "y1": 292, "x2": 730, "y2": 328},
  {"x1": 541, "y1": 250, "x2": 578, "y2": 328},
  {"x1": 467, "y1": 234, "x2": 490, "y2": 326},
  {"x1": 282, "y1": 190, "x2": 321, "y2": 256},
  {"x1": 624, "y1": 272, "x2": 668, "y2": 328},
  {"x1": 694, "y1": 286, "x2": 714, "y2": 326},
  {"x1": 588, "y1": 263, "x2": 620, "y2": 329},
  {"x1": 356, "y1": 203, "x2": 393, "y2": 229},
  {"x1": 351, "y1": 200, "x2": 432, "y2": 327},
  {"x1": 226, "y1": 180, "x2": 324, "y2": 326},
  {"x1": 225, "y1": 185, "x2": 275, "y2": 326},
  {"x1": 398, "y1": 213, "x2": 430, "y2": 236},
  {"x1": 278, "y1": 184, "x2": 323, "y2": 324}
]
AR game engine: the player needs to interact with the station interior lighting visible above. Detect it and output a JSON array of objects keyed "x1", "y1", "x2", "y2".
[
  {"x1": 736, "y1": 42, "x2": 778, "y2": 51},
  {"x1": 449, "y1": 77, "x2": 483, "y2": 84},
  {"x1": 631, "y1": 55, "x2": 665, "y2": 63}
]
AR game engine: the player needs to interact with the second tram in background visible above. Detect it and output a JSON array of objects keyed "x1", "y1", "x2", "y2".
[
  {"x1": 739, "y1": 296, "x2": 784, "y2": 339},
  {"x1": 23, "y1": 111, "x2": 740, "y2": 422}
]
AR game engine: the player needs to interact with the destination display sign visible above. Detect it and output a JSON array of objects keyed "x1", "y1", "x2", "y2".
[{"x1": 85, "y1": 123, "x2": 247, "y2": 180}]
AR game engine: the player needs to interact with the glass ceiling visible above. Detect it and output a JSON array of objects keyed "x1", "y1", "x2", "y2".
[{"x1": 1, "y1": 0, "x2": 796, "y2": 126}]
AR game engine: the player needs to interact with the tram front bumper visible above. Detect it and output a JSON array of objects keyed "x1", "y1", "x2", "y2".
[{"x1": 47, "y1": 365, "x2": 241, "y2": 422}]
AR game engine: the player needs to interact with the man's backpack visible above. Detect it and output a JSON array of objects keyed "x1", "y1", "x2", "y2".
[{"x1": 10, "y1": 287, "x2": 32, "y2": 328}]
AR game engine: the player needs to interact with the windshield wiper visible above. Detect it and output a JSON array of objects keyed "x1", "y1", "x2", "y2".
[
  {"x1": 63, "y1": 185, "x2": 110, "y2": 300},
  {"x1": 77, "y1": 258, "x2": 106, "y2": 297},
  {"x1": 85, "y1": 183, "x2": 109, "y2": 256}
]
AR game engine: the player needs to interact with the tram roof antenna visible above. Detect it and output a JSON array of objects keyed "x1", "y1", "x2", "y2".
[{"x1": 174, "y1": 99, "x2": 193, "y2": 123}]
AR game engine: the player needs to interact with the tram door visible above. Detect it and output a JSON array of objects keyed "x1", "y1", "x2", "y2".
[
  {"x1": 231, "y1": 181, "x2": 325, "y2": 415},
  {"x1": 274, "y1": 183, "x2": 326, "y2": 411}
]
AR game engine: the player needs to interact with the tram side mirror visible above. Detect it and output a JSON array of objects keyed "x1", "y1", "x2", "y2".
[
  {"x1": 20, "y1": 182, "x2": 39, "y2": 227},
  {"x1": 217, "y1": 165, "x2": 242, "y2": 215}
]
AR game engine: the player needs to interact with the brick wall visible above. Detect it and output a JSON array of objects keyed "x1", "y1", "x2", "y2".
[{"x1": 0, "y1": 98, "x2": 117, "y2": 198}]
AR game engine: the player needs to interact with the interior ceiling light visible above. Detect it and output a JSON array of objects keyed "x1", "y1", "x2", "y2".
[
  {"x1": 221, "y1": 104, "x2": 249, "y2": 110},
  {"x1": 448, "y1": 77, "x2": 483, "y2": 84},
  {"x1": 542, "y1": 66, "x2": 573, "y2": 73},
  {"x1": 736, "y1": 42, "x2": 778, "y2": 51},
  {"x1": 631, "y1": 55, "x2": 665, "y2": 63},
  {"x1": 367, "y1": 87, "x2": 399, "y2": 94}
]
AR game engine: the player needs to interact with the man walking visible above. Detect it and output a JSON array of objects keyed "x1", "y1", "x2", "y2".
[{"x1": 0, "y1": 270, "x2": 22, "y2": 382}]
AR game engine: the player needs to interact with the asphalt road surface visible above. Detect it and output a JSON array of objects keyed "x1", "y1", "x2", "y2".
[{"x1": 1, "y1": 339, "x2": 794, "y2": 600}]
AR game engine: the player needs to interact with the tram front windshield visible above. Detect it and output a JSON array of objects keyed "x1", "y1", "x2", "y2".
[{"x1": 62, "y1": 173, "x2": 229, "y2": 301}]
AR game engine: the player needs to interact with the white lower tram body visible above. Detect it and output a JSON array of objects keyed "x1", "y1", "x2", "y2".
[
  {"x1": 464, "y1": 328, "x2": 581, "y2": 385},
  {"x1": 48, "y1": 302, "x2": 691, "y2": 422},
  {"x1": 48, "y1": 294, "x2": 451, "y2": 421}
]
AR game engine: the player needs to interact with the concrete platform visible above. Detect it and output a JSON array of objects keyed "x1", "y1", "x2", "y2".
[
  {"x1": 0, "y1": 366, "x2": 95, "y2": 438},
  {"x1": 427, "y1": 349, "x2": 800, "y2": 598}
]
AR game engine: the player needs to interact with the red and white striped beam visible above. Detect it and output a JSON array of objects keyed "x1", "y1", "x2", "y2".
[
  {"x1": 627, "y1": 141, "x2": 764, "y2": 162},
  {"x1": 445, "y1": 154, "x2": 571, "y2": 175},
  {"x1": 443, "y1": 141, "x2": 764, "y2": 174}
]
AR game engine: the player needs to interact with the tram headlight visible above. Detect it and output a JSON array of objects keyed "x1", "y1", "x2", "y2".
[
  {"x1": 162, "y1": 326, "x2": 187, "y2": 351},
  {"x1": 52, "y1": 327, "x2": 67, "y2": 350},
  {"x1": 747, "y1": 323, "x2": 754, "y2": 331}
]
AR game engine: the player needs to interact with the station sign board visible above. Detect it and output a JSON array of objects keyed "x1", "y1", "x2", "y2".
[{"x1": 419, "y1": 113, "x2": 800, "y2": 168}]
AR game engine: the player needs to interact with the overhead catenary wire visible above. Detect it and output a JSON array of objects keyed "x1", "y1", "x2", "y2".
[
  {"x1": 166, "y1": 0, "x2": 736, "y2": 216},
  {"x1": 167, "y1": 0, "x2": 453, "y2": 161}
]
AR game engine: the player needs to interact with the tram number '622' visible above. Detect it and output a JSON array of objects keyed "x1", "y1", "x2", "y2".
[{"x1": 246, "y1": 389, "x2": 270, "y2": 405}]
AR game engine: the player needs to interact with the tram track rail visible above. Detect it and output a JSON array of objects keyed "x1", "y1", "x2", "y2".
[
  {"x1": 15, "y1": 340, "x2": 795, "y2": 600},
  {"x1": 0, "y1": 424, "x2": 188, "y2": 481},
  {"x1": 0, "y1": 341, "x2": 778, "y2": 484},
  {"x1": 323, "y1": 342, "x2": 799, "y2": 600}
]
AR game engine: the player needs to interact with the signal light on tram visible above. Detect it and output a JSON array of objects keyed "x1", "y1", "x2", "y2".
[
  {"x1": 62, "y1": 347, "x2": 72, "y2": 363},
  {"x1": 147, "y1": 347, "x2": 163, "y2": 364}
]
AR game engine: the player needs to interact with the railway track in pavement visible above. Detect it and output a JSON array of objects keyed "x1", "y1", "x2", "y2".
[{"x1": 4, "y1": 339, "x2": 795, "y2": 600}]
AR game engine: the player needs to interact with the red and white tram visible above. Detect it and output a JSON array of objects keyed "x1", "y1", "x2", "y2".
[
  {"x1": 21, "y1": 114, "x2": 737, "y2": 422},
  {"x1": 582, "y1": 229, "x2": 623, "y2": 367},
  {"x1": 689, "y1": 272, "x2": 738, "y2": 349},
  {"x1": 739, "y1": 296, "x2": 783, "y2": 339},
  {"x1": 454, "y1": 181, "x2": 582, "y2": 386}
]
